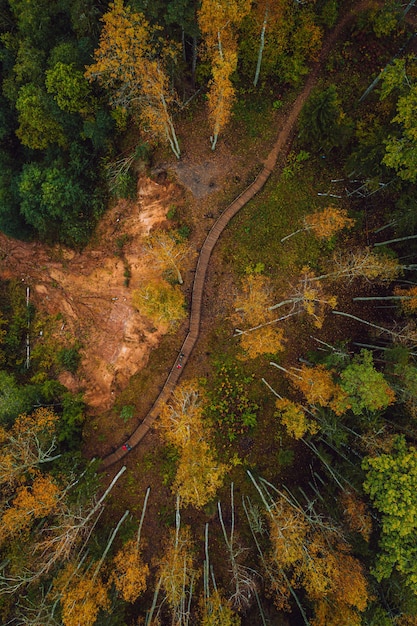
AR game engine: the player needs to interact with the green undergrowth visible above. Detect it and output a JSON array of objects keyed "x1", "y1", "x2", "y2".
[{"x1": 221, "y1": 155, "x2": 341, "y2": 277}]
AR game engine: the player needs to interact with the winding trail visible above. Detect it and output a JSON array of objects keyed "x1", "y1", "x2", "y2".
[{"x1": 101, "y1": 3, "x2": 367, "y2": 469}]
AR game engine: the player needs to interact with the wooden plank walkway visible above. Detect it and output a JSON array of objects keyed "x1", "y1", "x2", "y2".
[{"x1": 100, "y1": 5, "x2": 361, "y2": 470}]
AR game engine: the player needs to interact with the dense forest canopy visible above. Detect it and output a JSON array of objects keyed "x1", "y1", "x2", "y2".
[{"x1": 1, "y1": 0, "x2": 417, "y2": 625}]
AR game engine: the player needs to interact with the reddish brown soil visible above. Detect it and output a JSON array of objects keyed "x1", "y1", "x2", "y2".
[{"x1": 0, "y1": 176, "x2": 184, "y2": 411}]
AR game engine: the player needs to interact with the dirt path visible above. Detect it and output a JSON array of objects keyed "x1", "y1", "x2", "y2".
[{"x1": 100, "y1": 2, "x2": 369, "y2": 469}]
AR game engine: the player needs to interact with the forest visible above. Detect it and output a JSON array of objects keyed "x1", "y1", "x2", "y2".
[{"x1": 1, "y1": 0, "x2": 417, "y2": 624}]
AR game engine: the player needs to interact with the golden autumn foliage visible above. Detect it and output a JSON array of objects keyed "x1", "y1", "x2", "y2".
[
  {"x1": 143, "y1": 229, "x2": 195, "y2": 285},
  {"x1": 173, "y1": 439, "x2": 228, "y2": 508},
  {"x1": 331, "y1": 247, "x2": 401, "y2": 283},
  {"x1": 157, "y1": 525, "x2": 197, "y2": 612},
  {"x1": 200, "y1": 589, "x2": 241, "y2": 626},
  {"x1": 234, "y1": 274, "x2": 286, "y2": 358},
  {"x1": 111, "y1": 539, "x2": 149, "y2": 603},
  {"x1": 267, "y1": 497, "x2": 370, "y2": 620},
  {"x1": 0, "y1": 473, "x2": 60, "y2": 544},
  {"x1": 239, "y1": 324, "x2": 285, "y2": 359},
  {"x1": 268, "y1": 500, "x2": 309, "y2": 569},
  {"x1": 340, "y1": 490, "x2": 372, "y2": 542},
  {"x1": 304, "y1": 206, "x2": 355, "y2": 239},
  {"x1": 85, "y1": 0, "x2": 180, "y2": 156},
  {"x1": 207, "y1": 50, "x2": 238, "y2": 148},
  {"x1": 56, "y1": 563, "x2": 110, "y2": 626},
  {"x1": 158, "y1": 381, "x2": 203, "y2": 449},
  {"x1": 394, "y1": 285, "x2": 417, "y2": 314},
  {"x1": 296, "y1": 268, "x2": 337, "y2": 328},
  {"x1": 234, "y1": 274, "x2": 273, "y2": 325},
  {"x1": 289, "y1": 364, "x2": 348, "y2": 414},
  {"x1": 132, "y1": 279, "x2": 186, "y2": 328},
  {"x1": 0, "y1": 407, "x2": 59, "y2": 486},
  {"x1": 198, "y1": 0, "x2": 251, "y2": 148},
  {"x1": 275, "y1": 398, "x2": 319, "y2": 439},
  {"x1": 159, "y1": 381, "x2": 228, "y2": 508}
]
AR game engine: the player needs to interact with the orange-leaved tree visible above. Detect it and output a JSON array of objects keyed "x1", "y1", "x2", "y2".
[
  {"x1": 85, "y1": 0, "x2": 181, "y2": 157},
  {"x1": 0, "y1": 407, "x2": 59, "y2": 487},
  {"x1": 269, "y1": 362, "x2": 349, "y2": 415},
  {"x1": 0, "y1": 472, "x2": 61, "y2": 546},
  {"x1": 269, "y1": 268, "x2": 337, "y2": 329},
  {"x1": 55, "y1": 561, "x2": 110, "y2": 626}
]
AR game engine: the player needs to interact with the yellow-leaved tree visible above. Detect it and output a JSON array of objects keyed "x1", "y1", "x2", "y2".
[
  {"x1": 85, "y1": 0, "x2": 181, "y2": 157},
  {"x1": 143, "y1": 229, "x2": 195, "y2": 285},
  {"x1": 55, "y1": 561, "x2": 110, "y2": 626},
  {"x1": 274, "y1": 397, "x2": 318, "y2": 440},
  {"x1": 281, "y1": 206, "x2": 354, "y2": 243},
  {"x1": 110, "y1": 488, "x2": 150, "y2": 603},
  {"x1": 198, "y1": 0, "x2": 251, "y2": 149},
  {"x1": 233, "y1": 273, "x2": 286, "y2": 358},
  {"x1": 159, "y1": 381, "x2": 228, "y2": 508},
  {"x1": 155, "y1": 521, "x2": 198, "y2": 624}
]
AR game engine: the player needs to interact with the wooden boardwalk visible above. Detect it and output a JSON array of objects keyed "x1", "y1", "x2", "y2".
[{"x1": 100, "y1": 6, "x2": 359, "y2": 469}]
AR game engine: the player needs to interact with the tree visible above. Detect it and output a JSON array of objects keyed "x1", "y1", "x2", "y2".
[
  {"x1": 340, "y1": 490, "x2": 372, "y2": 542},
  {"x1": 0, "y1": 407, "x2": 59, "y2": 487},
  {"x1": 393, "y1": 286, "x2": 417, "y2": 314},
  {"x1": 339, "y1": 350, "x2": 395, "y2": 416},
  {"x1": 274, "y1": 397, "x2": 319, "y2": 440},
  {"x1": 239, "y1": 0, "x2": 322, "y2": 87},
  {"x1": 268, "y1": 268, "x2": 337, "y2": 329},
  {"x1": 284, "y1": 363, "x2": 348, "y2": 415},
  {"x1": 85, "y1": 0, "x2": 181, "y2": 157},
  {"x1": 174, "y1": 439, "x2": 228, "y2": 508},
  {"x1": 111, "y1": 488, "x2": 150, "y2": 603},
  {"x1": 0, "y1": 472, "x2": 61, "y2": 545},
  {"x1": 201, "y1": 589, "x2": 241, "y2": 626},
  {"x1": 329, "y1": 247, "x2": 401, "y2": 283},
  {"x1": 281, "y1": 206, "x2": 355, "y2": 243},
  {"x1": 379, "y1": 57, "x2": 417, "y2": 182},
  {"x1": 299, "y1": 85, "x2": 352, "y2": 151},
  {"x1": 233, "y1": 273, "x2": 286, "y2": 358},
  {"x1": 159, "y1": 382, "x2": 228, "y2": 508},
  {"x1": 15, "y1": 84, "x2": 65, "y2": 150},
  {"x1": 55, "y1": 561, "x2": 110, "y2": 626},
  {"x1": 363, "y1": 435, "x2": 417, "y2": 593},
  {"x1": 251, "y1": 0, "x2": 285, "y2": 87},
  {"x1": 18, "y1": 161, "x2": 90, "y2": 242},
  {"x1": 156, "y1": 520, "x2": 197, "y2": 624},
  {"x1": 132, "y1": 278, "x2": 186, "y2": 328},
  {"x1": 45, "y1": 62, "x2": 93, "y2": 114},
  {"x1": 198, "y1": 0, "x2": 251, "y2": 149},
  {"x1": 143, "y1": 229, "x2": 194, "y2": 285}
]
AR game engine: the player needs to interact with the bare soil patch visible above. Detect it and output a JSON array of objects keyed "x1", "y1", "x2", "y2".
[{"x1": 0, "y1": 176, "x2": 182, "y2": 412}]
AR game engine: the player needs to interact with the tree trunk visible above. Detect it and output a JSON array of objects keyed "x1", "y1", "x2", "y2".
[{"x1": 254, "y1": 5, "x2": 269, "y2": 87}]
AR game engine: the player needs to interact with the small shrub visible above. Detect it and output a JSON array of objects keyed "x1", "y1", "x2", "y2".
[
  {"x1": 119, "y1": 404, "x2": 135, "y2": 423},
  {"x1": 58, "y1": 346, "x2": 81, "y2": 374}
]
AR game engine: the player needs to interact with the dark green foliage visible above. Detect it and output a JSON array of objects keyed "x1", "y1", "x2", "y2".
[
  {"x1": 0, "y1": 0, "x2": 113, "y2": 246},
  {"x1": 58, "y1": 392, "x2": 85, "y2": 446},
  {"x1": 57, "y1": 346, "x2": 81, "y2": 374},
  {"x1": 0, "y1": 370, "x2": 32, "y2": 426},
  {"x1": 299, "y1": 84, "x2": 353, "y2": 152}
]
